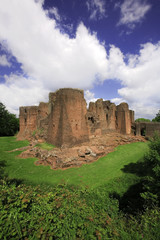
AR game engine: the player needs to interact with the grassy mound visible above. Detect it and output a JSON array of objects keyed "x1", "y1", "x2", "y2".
[{"x1": 0, "y1": 137, "x2": 148, "y2": 190}]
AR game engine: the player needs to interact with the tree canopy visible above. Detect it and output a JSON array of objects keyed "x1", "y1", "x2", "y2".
[
  {"x1": 152, "y1": 110, "x2": 160, "y2": 122},
  {"x1": 135, "y1": 118, "x2": 151, "y2": 122},
  {"x1": 0, "y1": 102, "x2": 19, "y2": 136}
]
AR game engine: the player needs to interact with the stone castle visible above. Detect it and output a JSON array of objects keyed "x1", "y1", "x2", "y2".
[{"x1": 17, "y1": 88, "x2": 160, "y2": 147}]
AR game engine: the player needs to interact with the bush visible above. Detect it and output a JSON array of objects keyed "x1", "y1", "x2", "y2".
[
  {"x1": 141, "y1": 134, "x2": 160, "y2": 207},
  {"x1": 0, "y1": 181, "x2": 121, "y2": 239},
  {"x1": 1, "y1": 179, "x2": 160, "y2": 239}
]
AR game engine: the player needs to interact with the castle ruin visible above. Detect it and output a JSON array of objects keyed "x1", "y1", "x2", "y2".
[
  {"x1": 17, "y1": 88, "x2": 160, "y2": 147},
  {"x1": 17, "y1": 88, "x2": 136, "y2": 147}
]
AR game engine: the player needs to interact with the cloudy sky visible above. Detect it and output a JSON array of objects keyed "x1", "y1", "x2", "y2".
[{"x1": 0, "y1": 0, "x2": 160, "y2": 119}]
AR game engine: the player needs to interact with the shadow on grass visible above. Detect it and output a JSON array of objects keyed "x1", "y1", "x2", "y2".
[
  {"x1": 0, "y1": 160, "x2": 24, "y2": 186},
  {"x1": 5, "y1": 178, "x2": 24, "y2": 186},
  {"x1": 110, "y1": 158, "x2": 152, "y2": 215},
  {"x1": 0, "y1": 160, "x2": 7, "y2": 179},
  {"x1": 121, "y1": 158, "x2": 152, "y2": 177}
]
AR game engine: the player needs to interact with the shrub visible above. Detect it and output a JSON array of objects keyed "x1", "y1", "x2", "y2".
[
  {"x1": 0, "y1": 181, "x2": 121, "y2": 239},
  {"x1": 141, "y1": 134, "x2": 160, "y2": 207}
]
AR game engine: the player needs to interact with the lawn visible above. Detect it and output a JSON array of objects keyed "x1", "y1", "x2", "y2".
[
  {"x1": 0, "y1": 136, "x2": 148, "y2": 192},
  {"x1": 2, "y1": 137, "x2": 160, "y2": 240}
]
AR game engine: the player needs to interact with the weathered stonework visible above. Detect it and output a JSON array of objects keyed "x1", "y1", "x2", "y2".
[
  {"x1": 17, "y1": 88, "x2": 135, "y2": 146},
  {"x1": 18, "y1": 103, "x2": 49, "y2": 140},
  {"x1": 134, "y1": 122, "x2": 160, "y2": 137},
  {"x1": 47, "y1": 89, "x2": 89, "y2": 147}
]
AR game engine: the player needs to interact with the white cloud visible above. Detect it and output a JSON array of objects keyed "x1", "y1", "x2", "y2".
[
  {"x1": 85, "y1": 90, "x2": 97, "y2": 106},
  {"x1": 0, "y1": 54, "x2": 11, "y2": 67},
  {"x1": 0, "y1": 0, "x2": 108, "y2": 114},
  {"x1": 0, "y1": 74, "x2": 48, "y2": 115},
  {"x1": 86, "y1": 0, "x2": 107, "y2": 20},
  {"x1": 108, "y1": 42, "x2": 160, "y2": 119},
  {"x1": 111, "y1": 97, "x2": 124, "y2": 106},
  {"x1": 46, "y1": 7, "x2": 61, "y2": 22},
  {"x1": 117, "y1": 0, "x2": 151, "y2": 29},
  {"x1": 34, "y1": 0, "x2": 44, "y2": 6},
  {"x1": 0, "y1": 0, "x2": 159, "y2": 120}
]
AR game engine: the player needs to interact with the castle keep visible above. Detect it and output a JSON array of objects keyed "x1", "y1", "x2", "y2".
[{"x1": 18, "y1": 88, "x2": 136, "y2": 147}]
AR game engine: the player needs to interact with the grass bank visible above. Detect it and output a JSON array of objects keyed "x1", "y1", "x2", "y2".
[
  {"x1": 2, "y1": 137, "x2": 160, "y2": 240},
  {"x1": 0, "y1": 137, "x2": 148, "y2": 192}
]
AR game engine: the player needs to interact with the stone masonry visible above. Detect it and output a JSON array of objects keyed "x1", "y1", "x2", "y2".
[{"x1": 17, "y1": 88, "x2": 135, "y2": 147}]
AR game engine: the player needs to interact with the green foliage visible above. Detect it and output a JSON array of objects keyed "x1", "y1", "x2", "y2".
[
  {"x1": 0, "y1": 102, "x2": 19, "y2": 136},
  {"x1": 0, "y1": 137, "x2": 160, "y2": 239},
  {"x1": 0, "y1": 179, "x2": 160, "y2": 239},
  {"x1": 135, "y1": 118, "x2": 151, "y2": 122},
  {"x1": 141, "y1": 134, "x2": 160, "y2": 207},
  {"x1": 152, "y1": 110, "x2": 160, "y2": 122},
  {"x1": 32, "y1": 130, "x2": 36, "y2": 136},
  {"x1": 0, "y1": 180, "x2": 120, "y2": 239},
  {"x1": 35, "y1": 142, "x2": 56, "y2": 150}
]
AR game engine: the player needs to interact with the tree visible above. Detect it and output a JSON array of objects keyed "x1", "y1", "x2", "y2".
[
  {"x1": 0, "y1": 102, "x2": 19, "y2": 136},
  {"x1": 135, "y1": 118, "x2": 151, "y2": 122},
  {"x1": 152, "y1": 110, "x2": 160, "y2": 122}
]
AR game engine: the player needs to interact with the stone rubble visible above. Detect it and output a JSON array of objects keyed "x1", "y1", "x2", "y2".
[{"x1": 18, "y1": 132, "x2": 146, "y2": 170}]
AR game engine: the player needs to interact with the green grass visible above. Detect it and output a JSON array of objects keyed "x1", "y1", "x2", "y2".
[
  {"x1": 0, "y1": 136, "x2": 149, "y2": 192},
  {"x1": 35, "y1": 142, "x2": 56, "y2": 150},
  {"x1": 1, "y1": 137, "x2": 160, "y2": 240}
]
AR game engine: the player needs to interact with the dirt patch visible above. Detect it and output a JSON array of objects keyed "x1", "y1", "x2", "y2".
[{"x1": 18, "y1": 132, "x2": 146, "y2": 170}]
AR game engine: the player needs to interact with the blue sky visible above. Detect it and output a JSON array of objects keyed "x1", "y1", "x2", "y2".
[{"x1": 0, "y1": 0, "x2": 160, "y2": 119}]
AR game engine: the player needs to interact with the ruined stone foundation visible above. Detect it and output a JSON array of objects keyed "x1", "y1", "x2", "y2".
[{"x1": 17, "y1": 88, "x2": 135, "y2": 147}]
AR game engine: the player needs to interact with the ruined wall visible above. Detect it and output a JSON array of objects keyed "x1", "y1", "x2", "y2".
[
  {"x1": 87, "y1": 99, "x2": 117, "y2": 136},
  {"x1": 18, "y1": 106, "x2": 38, "y2": 139},
  {"x1": 37, "y1": 102, "x2": 49, "y2": 130},
  {"x1": 17, "y1": 102, "x2": 49, "y2": 140},
  {"x1": 47, "y1": 88, "x2": 89, "y2": 147},
  {"x1": 18, "y1": 88, "x2": 135, "y2": 146},
  {"x1": 135, "y1": 122, "x2": 160, "y2": 137},
  {"x1": 87, "y1": 100, "x2": 133, "y2": 136},
  {"x1": 116, "y1": 103, "x2": 132, "y2": 134}
]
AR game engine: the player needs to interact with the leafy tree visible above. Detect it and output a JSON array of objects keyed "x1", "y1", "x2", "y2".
[
  {"x1": 152, "y1": 110, "x2": 160, "y2": 122},
  {"x1": 135, "y1": 118, "x2": 151, "y2": 122},
  {"x1": 0, "y1": 102, "x2": 19, "y2": 136},
  {"x1": 141, "y1": 134, "x2": 160, "y2": 207}
]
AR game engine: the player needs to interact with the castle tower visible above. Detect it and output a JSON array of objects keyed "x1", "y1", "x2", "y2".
[
  {"x1": 47, "y1": 88, "x2": 89, "y2": 147},
  {"x1": 116, "y1": 103, "x2": 132, "y2": 134}
]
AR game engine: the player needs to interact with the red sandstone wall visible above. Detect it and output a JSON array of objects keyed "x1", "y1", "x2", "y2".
[
  {"x1": 18, "y1": 102, "x2": 49, "y2": 140},
  {"x1": 47, "y1": 88, "x2": 89, "y2": 147},
  {"x1": 18, "y1": 88, "x2": 135, "y2": 145},
  {"x1": 116, "y1": 103, "x2": 131, "y2": 134},
  {"x1": 37, "y1": 102, "x2": 49, "y2": 129},
  {"x1": 17, "y1": 106, "x2": 38, "y2": 139},
  {"x1": 135, "y1": 122, "x2": 160, "y2": 137},
  {"x1": 87, "y1": 100, "x2": 117, "y2": 136}
]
